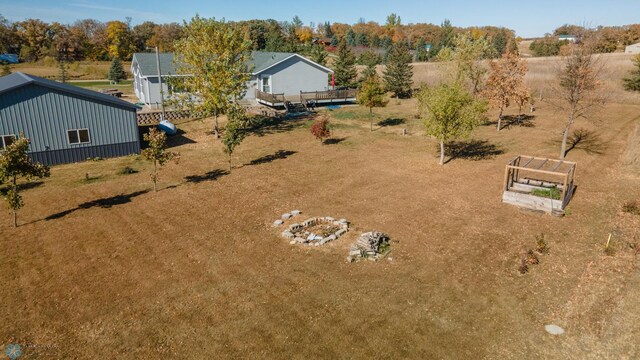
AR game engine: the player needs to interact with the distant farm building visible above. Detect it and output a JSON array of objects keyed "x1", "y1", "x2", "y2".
[
  {"x1": 131, "y1": 51, "x2": 352, "y2": 109},
  {"x1": 558, "y1": 35, "x2": 577, "y2": 42},
  {"x1": 0, "y1": 72, "x2": 140, "y2": 166},
  {"x1": 625, "y1": 42, "x2": 640, "y2": 54}
]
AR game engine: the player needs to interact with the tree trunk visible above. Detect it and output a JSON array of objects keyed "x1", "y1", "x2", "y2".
[
  {"x1": 439, "y1": 140, "x2": 445, "y2": 166},
  {"x1": 370, "y1": 107, "x2": 373, "y2": 131},
  {"x1": 12, "y1": 175, "x2": 17, "y2": 227},
  {"x1": 560, "y1": 122, "x2": 572, "y2": 159},
  {"x1": 497, "y1": 109, "x2": 503, "y2": 132},
  {"x1": 214, "y1": 111, "x2": 220, "y2": 138},
  {"x1": 228, "y1": 153, "x2": 232, "y2": 172},
  {"x1": 153, "y1": 159, "x2": 157, "y2": 192}
]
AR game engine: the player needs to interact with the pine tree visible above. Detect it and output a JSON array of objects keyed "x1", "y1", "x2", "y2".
[
  {"x1": 108, "y1": 57, "x2": 127, "y2": 84},
  {"x1": 346, "y1": 29, "x2": 356, "y2": 46},
  {"x1": 330, "y1": 35, "x2": 339, "y2": 47},
  {"x1": 333, "y1": 39, "x2": 357, "y2": 88},
  {"x1": 383, "y1": 42, "x2": 413, "y2": 98},
  {"x1": 310, "y1": 45, "x2": 328, "y2": 66},
  {"x1": 623, "y1": 54, "x2": 640, "y2": 92},
  {"x1": 0, "y1": 134, "x2": 50, "y2": 227}
]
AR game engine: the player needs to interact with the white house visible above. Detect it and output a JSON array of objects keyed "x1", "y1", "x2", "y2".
[
  {"x1": 558, "y1": 35, "x2": 577, "y2": 42},
  {"x1": 625, "y1": 42, "x2": 640, "y2": 54},
  {"x1": 131, "y1": 51, "x2": 339, "y2": 108}
]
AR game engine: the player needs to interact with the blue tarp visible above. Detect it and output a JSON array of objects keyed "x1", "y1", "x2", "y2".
[
  {"x1": 326, "y1": 105, "x2": 341, "y2": 110},
  {"x1": 0, "y1": 54, "x2": 19, "y2": 64}
]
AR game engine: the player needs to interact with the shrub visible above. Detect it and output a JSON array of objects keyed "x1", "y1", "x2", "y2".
[
  {"x1": 310, "y1": 116, "x2": 331, "y2": 144},
  {"x1": 525, "y1": 250, "x2": 540, "y2": 265},
  {"x1": 118, "y1": 166, "x2": 138, "y2": 175},
  {"x1": 622, "y1": 200, "x2": 640, "y2": 215},
  {"x1": 536, "y1": 233, "x2": 549, "y2": 254},
  {"x1": 518, "y1": 258, "x2": 529, "y2": 274}
]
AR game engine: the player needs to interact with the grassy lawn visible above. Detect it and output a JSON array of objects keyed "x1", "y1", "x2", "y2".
[{"x1": 1, "y1": 94, "x2": 639, "y2": 358}]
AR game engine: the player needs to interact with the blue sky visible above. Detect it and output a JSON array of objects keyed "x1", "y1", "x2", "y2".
[{"x1": 1, "y1": 0, "x2": 639, "y2": 38}]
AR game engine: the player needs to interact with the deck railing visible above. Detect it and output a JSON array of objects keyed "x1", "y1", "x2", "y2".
[
  {"x1": 256, "y1": 90, "x2": 285, "y2": 104},
  {"x1": 300, "y1": 89, "x2": 357, "y2": 102}
]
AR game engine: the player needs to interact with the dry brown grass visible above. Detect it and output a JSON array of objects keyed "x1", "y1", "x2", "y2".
[
  {"x1": 9, "y1": 61, "x2": 132, "y2": 80},
  {"x1": 1, "y1": 94, "x2": 639, "y2": 358}
]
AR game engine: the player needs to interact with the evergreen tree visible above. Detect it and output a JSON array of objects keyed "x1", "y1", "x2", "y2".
[
  {"x1": 358, "y1": 51, "x2": 381, "y2": 79},
  {"x1": 310, "y1": 45, "x2": 328, "y2": 66},
  {"x1": 346, "y1": 29, "x2": 356, "y2": 46},
  {"x1": 58, "y1": 59, "x2": 68, "y2": 83},
  {"x1": 623, "y1": 54, "x2": 640, "y2": 92},
  {"x1": 383, "y1": 42, "x2": 413, "y2": 98},
  {"x1": 439, "y1": 19, "x2": 455, "y2": 50},
  {"x1": 107, "y1": 57, "x2": 127, "y2": 84},
  {"x1": 323, "y1": 22, "x2": 333, "y2": 38},
  {"x1": 370, "y1": 34, "x2": 381, "y2": 48},
  {"x1": 0, "y1": 134, "x2": 50, "y2": 227},
  {"x1": 356, "y1": 32, "x2": 368, "y2": 47},
  {"x1": 333, "y1": 39, "x2": 357, "y2": 88},
  {"x1": 330, "y1": 35, "x2": 339, "y2": 47},
  {"x1": 415, "y1": 38, "x2": 429, "y2": 62},
  {"x1": 492, "y1": 30, "x2": 508, "y2": 56}
]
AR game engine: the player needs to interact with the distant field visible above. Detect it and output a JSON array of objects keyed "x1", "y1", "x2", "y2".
[{"x1": 9, "y1": 61, "x2": 131, "y2": 80}]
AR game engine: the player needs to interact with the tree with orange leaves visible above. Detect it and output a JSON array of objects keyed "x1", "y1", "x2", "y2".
[{"x1": 482, "y1": 51, "x2": 529, "y2": 131}]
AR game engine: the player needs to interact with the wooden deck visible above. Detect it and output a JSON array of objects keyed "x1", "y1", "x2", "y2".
[{"x1": 256, "y1": 89, "x2": 357, "y2": 108}]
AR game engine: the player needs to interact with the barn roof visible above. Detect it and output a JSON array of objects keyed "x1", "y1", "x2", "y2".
[
  {"x1": 0, "y1": 72, "x2": 139, "y2": 110},
  {"x1": 132, "y1": 51, "x2": 332, "y2": 77}
]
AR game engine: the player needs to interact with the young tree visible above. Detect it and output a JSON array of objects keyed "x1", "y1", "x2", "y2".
[
  {"x1": 623, "y1": 54, "x2": 640, "y2": 92},
  {"x1": 333, "y1": 39, "x2": 357, "y2": 88},
  {"x1": 383, "y1": 42, "x2": 413, "y2": 98},
  {"x1": 0, "y1": 135, "x2": 50, "y2": 227},
  {"x1": 310, "y1": 115, "x2": 331, "y2": 144},
  {"x1": 357, "y1": 74, "x2": 388, "y2": 130},
  {"x1": 417, "y1": 83, "x2": 488, "y2": 165},
  {"x1": 482, "y1": 52, "x2": 529, "y2": 131},
  {"x1": 447, "y1": 32, "x2": 493, "y2": 96},
  {"x1": 221, "y1": 105, "x2": 247, "y2": 172},
  {"x1": 555, "y1": 45, "x2": 604, "y2": 159},
  {"x1": 108, "y1": 57, "x2": 127, "y2": 84},
  {"x1": 1, "y1": 63, "x2": 10, "y2": 76},
  {"x1": 174, "y1": 16, "x2": 252, "y2": 137},
  {"x1": 142, "y1": 127, "x2": 179, "y2": 192}
]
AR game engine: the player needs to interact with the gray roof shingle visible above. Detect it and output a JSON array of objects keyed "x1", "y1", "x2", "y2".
[
  {"x1": 0, "y1": 72, "x2": 139, "y2": 110},
  {"x1": 132, "y1": 51, "x2": 331, "y2": 77}
]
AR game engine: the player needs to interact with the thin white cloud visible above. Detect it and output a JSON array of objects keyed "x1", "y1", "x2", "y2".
[{"x1": 68, "y1": 2, "x2": 168, "y2": 23}]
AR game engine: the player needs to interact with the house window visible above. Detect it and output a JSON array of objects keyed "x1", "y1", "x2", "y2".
[
  {"x1": 1, "y1": 135, "x2": 16, "y2": 149},
  {"x1": 261, "y1": 76, "x2": 271, "y2": 93},
  {"x1": 67, "y1": 129, "x2": 90, "y2": 144}
]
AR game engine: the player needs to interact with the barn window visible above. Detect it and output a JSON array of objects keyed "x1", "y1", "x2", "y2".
[
  {"x1": 67, "y1": 129, "x2": 90, "y2": 144},
  {"x1": 1, "y1": 135, "x2": 16, "y2": 149}
]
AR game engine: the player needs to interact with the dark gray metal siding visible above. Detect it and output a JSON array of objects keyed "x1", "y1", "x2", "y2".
[
  {"x1": 29, "y1": 141, "x2": 140, "y2": 166},
  {"x1": 0, "y1": 83, "x2": 140, "y2": 165}
]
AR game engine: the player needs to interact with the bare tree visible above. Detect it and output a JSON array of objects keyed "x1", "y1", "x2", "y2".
[{"x1": 554, "y1": 45, "x2": 605, "y2": 159}]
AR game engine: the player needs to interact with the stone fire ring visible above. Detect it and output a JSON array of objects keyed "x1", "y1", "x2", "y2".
[{"x1": 274, "y1": 212, "x2": 349, "y2": 246}]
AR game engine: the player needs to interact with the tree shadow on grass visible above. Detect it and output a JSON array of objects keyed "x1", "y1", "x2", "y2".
[
  {"x1": 0, "y1": 181, "x2": 44, "y2": 195},
  {"x1": 485, "y1": 115, "x2": 536, "y2": 129},
  {"x1": 443, "y1": 139, "x2": 505, "y2": 164},
  {"x1": 45, "y1": 190, "x2": 150, "y2": 220},
  {"x1": 324, "y1": 137, "x2": 348, "y2": 145},
  {"x1": 558, "y1": 128, "x2": 608, "y2": 156},
  {"x1": 166, "y1": 129, "x2": 197, "y2": 148},
  {"x1": 245, "y1": 115, "x2": 303, "y2": 137},
  {"x1": 247, "y1": 150, "x2": 297, "y2": 166},
  {"x1": 377, "y1": 118, "x2": 406, "y2": 127},
  {"x1": 184, "y1": 169, "x2": 230, "y2": 184}
]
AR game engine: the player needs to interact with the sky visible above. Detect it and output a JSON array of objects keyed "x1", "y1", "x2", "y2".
[{"x1": 2, "y1": 0, "x2": 640, "y2": 38}]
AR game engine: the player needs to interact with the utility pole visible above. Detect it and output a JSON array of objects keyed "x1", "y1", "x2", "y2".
[{"x1": 152, "y1": 46, "x2": 166, "y2": 120}]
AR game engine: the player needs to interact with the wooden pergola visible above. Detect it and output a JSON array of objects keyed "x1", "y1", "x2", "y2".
[{"x1": 502, "y1": 155, "x2": 577, "y2": 215}]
